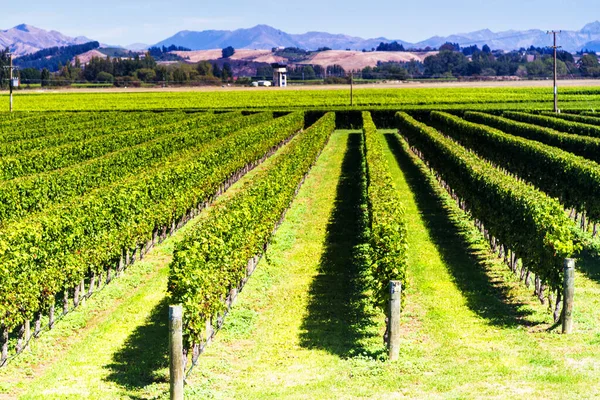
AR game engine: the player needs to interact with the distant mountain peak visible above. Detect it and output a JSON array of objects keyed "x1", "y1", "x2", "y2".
[
  {"x1": 0, "y1": 24, "x2": 94, "y2": 56},
  {"x1": 13, "y1": 23, "x2": 32, "y2": 32},
  {"x1": 581, "y1": 21, "x2": 600, "y2": 34}
]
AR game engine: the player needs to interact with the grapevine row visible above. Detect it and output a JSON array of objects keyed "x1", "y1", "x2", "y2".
[
  {"x1": 0, "y1": 111, "x2": 191, "y2": 157},
  {"x1": 430, "y1": 111, "x2": 600, "y2": 222},
  {"x1": 504, "y1": 111, "x2": 600, "y2": 138},
  {"x1": 463, "y1": 111, "x2": 600, "y2": 164},
  {"x1": 395, "y1": 112, "x2": 576, "y2": 302},
  {"x1": 0, "y1": 111, "x2": 213, "y2": 180},
  {"x1": 362, "y1": 111, "x2": 408, "y2": 309},
  {"x1": 168, "y1": 112, "x2": 335, "y2": 356},
  {"x1": 540, "y1": 111, "x2": 600, "y2": 127},
  {"x1": 0, "y1": 112, "x2": 272, "y2": 224},
  {"x1": 0, "y1": 111, "x2": 129, "y2": 143},
  {"x1": 0, "y1": 112, "x2": 305, "y2": 358}
]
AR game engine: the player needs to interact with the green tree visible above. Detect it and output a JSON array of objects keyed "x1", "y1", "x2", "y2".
[
  {"x1": 96, "y1": 71, "x2": 114, "y2": 83},
  {"x1": 155, "y1": 65, "x2": 170, "y2": 83},
  {"x1": 424, "y1": 51, "x2": 468, "y2": 77},
  {"x1": 302, "y1": 65, "x2": 316, "y2": 80},
  {"x1": 212, "y1": 63, "x2": 222, "y2": 78},
  {"x1": 19, "y1": 68, "x2": 41, "y2": 84},
  {"x1": 41, "y1": 68, "x2": 50, "y2": 87},
  {"x1": 526, "y1": 59, "x2": 548, "y2": 77},
  {"x1": 256, "y1": 65, "x2": 273, "y2": 80},
  {"x1": 172, "y1": 67, "x2": 189, "y2": 83},
  {"x1": 580, "y1": 54, "x2": 600, "y2": 77},
  {"x1": 197, "y1": 61, "x2": 213, "y2": 76},
  {"x1": 222, "y1": 62, "x2": 233, "y2": 81},
  {"x1": 136, "y1": 68, "x2": 157, "y2": 82},
  {"x1": 222, "y1": 46, "x2": 235, "y2": 58}
]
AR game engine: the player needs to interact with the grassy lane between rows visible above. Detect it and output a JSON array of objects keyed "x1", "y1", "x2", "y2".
[{"x1": 383, "y1": 130, "x2": 600, "y2": 398}]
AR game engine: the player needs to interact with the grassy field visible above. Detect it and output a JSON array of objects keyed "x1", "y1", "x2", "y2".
[{"x1": 1, "y1": 85, "x2": 600, "y2": 111}]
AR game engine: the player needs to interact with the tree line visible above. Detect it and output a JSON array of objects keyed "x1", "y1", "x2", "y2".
[{"x1": 1, "y1": 42, "x2": 598, "y2": 89}]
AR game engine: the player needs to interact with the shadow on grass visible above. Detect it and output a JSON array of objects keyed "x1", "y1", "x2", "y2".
[
  {"x1": 300, "y1": 132, "x2": 384, "y2": 358},
  {"x1": 385, "y1": 132, "x2": 537, "y2": 328},
  {"x1": 576, "y1": 247, "x2": 600, "y2": 284},
  {"x1": 104, "y1": 297, "x2": 169, "y2": 396}
]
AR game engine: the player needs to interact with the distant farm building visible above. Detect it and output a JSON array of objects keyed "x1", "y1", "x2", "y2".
[{"x1": 271, "y1": 63, "x2": 287, "y2": 87}]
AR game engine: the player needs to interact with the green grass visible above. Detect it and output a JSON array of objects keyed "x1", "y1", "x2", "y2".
[
  {"x1": 0, "y1": 239, "x2": 175, "y2": 397},
  {"x1": 383, "y1": 131, "x2": 600, "y2": 398},
  {"x1": 12, "y1": 236, "x2": 175, "y2": 399}
]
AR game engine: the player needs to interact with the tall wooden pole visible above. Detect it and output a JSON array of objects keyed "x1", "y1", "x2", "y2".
[
  {"x1": 169, "y1": 305, "x2": 184, "y2": 400},
  {"x1": 9, "y1": 53, "x2": 13, "y2": 113},
  {"x1": 388, "y1": 281, "x2": 402, "y2": 361},
  {"x1": 350, "y1": 71, "x2": 354, "y2": 107},
  {"x1": 562, "y1": 259, "x2": 575, "y2": 334}
]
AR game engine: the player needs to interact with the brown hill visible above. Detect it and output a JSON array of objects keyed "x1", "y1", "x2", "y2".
[
  {"x1": 73, "y1": 49, "x2": 108, "y2": 65},
  {"x1": 303, "y1": 50, "x2": 437, "y2": 70},
  {"x1": 172, "y1": 49, "x2": 286, "y2": 64},
  {"x1": 170, "y1": 49, "x2": 437, "y2": 70}
]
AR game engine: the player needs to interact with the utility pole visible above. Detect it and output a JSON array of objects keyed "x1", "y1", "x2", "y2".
[
  {"x1": 350, "y1": 71, "x2": 354, "y2": 106},
  {"x1": 547, "y1": 30, "x2": 561, "y2": 113},
  {"x1": 3, "y1": 53, "x2": 17, "y2": 113},
  {"x1": 9, "y1": 53, "x2": 13, "y2": 113}
]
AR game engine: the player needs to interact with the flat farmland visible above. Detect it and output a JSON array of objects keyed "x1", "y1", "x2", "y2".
[
  {"x1": 0, "y1": 83, "x2": 599, "y2": 111},
  {"x1": 1, "y1": 89, "x2": 600, "y2": 399}
]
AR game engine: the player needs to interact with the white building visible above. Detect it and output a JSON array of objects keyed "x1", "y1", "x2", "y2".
[{"x1": 271, "y1": 63, "x2": 287, "y2": 87}]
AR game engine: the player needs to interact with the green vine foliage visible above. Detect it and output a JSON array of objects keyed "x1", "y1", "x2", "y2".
[
  {"x1": 504, "y1": 111, "x2": 600, "y2": 138},
  {"x1": 540, "y1": 111, "x2": 600, "y2": 127},
  {"x1": 431, "y1": 111, "x2": 600, "y2": 222},
  {"x1": 396, "y1": 112, "x2": 577, "y2": 294},
  {"x1": 168, "y1": 112, "x2": 336, "y2": 347},
  {"x1": 0, "y1": 112, "x2": 119, "y2": 142},
  {"x1": 0, "y1": 112, "x2": 304, "y2": 331},
  {"x1": 362, "y1": 112, "x2": 408, "y2": 310},
  {"x1": 0, "y1": 111, "x2": 273, "y2": 224},
  {"x1": 463, "y1": 111, "x2": 600, "y2": 164},
  {"x1": 0, "y1": 111, "x2": 185, "y2": 157},
  {"x1": 0, "y1": 112, "x2": 214, "y2": 181}
]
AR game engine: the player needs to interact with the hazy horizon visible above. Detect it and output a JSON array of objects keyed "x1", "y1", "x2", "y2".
[{"x1": 2, "y1": 0, "x2": 598, "y2": 46}]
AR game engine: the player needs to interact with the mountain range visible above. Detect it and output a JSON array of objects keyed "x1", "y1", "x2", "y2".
[
  {"x1": 155, "y1": 22, "x2": 600, "y2": 53},
  {"x1": 0, "y1": 24, "x2": 92, "y2": 56},
  {"x1": 2, "y1": 22, "x2": 600, "y2": 57},
  {"x1": 154, "y1": 24, "x2": 408, "y2": 53}
]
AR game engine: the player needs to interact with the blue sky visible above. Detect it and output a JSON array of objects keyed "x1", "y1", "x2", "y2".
[{"x1": 2, "y1": 0, "x2": 597, "y2": 45}]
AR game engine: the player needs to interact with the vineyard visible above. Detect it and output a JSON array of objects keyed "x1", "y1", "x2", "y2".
[{"x1": 2, "y1": 88, "x2": 600, "y2": 399}]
